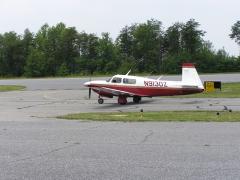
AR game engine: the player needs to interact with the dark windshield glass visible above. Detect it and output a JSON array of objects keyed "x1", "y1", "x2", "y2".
[
  {"x1": 111, "y1": 77, "x2": 122, "y2": 83},
  {"x1": 106, "y1": 78, "x2": 111, "y2": 82}
]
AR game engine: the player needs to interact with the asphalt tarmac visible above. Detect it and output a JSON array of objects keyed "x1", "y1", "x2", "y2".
[
  {"x1": 1, "y1": 75, "x2": 240, "y2": 179},
  {"x1": 0, "y1": 73, "x2": 240, "y2": 90}
]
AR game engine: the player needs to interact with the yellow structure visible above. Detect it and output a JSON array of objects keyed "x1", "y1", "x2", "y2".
[{"x1": 204, "y1": 81, "x2": 215, "y2": 92}]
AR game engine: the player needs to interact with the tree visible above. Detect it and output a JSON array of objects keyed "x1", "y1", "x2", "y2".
[
  {"x1": 0, "y1": 32, "x2": 24, "y2": 76},
  {"x1": 132, "y1": 19, "x2": 164, "y2": 73},
  {"x1": 24, "y1": 49, "x2": 47, "y2": 77},
  {"x1": 230, "y1": 21, "x2": 240, "y2": 46},
  {"x1": 116, "y1": 19, "x2": 164, "y2": 73},
  {"x1": 193, "y1": 41, "x2": 217, "y2": 72},
  {"x1": 116, "y1": 26, "x2": 134, "y2": 56},
  {"x1": 77, "y1": 32, "x2": 99, "y2": 74},
  {"x1": 164, "y1": 23, "x2": 184, "y2": 55},
  {"x1": 54, "y1": 24, "x2": 79, "y2": 73},
  {"x1": 0, "y1": 20, "x2": 239, "y2": 77},
  {"x1": 97, "y1": 33, "x2": 119, "y2": 73},
  {"x1": 181, "y1": 19, "x2": 205, "y2": 55},
  {"x1": 57, "y1": 63, "x2": 69, "y2": 76},
  {"x1": 22, "y1": 29, "x2": 34, "y2": 58},
  {"x1": 30, "y1": 23, "x2": 80, "y2": 76}
]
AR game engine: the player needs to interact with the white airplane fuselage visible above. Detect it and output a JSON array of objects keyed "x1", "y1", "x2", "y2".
[
  {"x1": 85, "y1": 76, "x2": 203, "y2": 97},
  {"x1": 84, "y1": 63, "x2": 204, "y2": 104}
]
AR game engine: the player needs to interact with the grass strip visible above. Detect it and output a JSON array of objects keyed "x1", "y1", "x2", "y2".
[
  {"x1": 58, "y1": 111, "x2": 240, "y2": 122},
  {"x1": 0, "y1": 85, "x2": 25, "y2": 92}
]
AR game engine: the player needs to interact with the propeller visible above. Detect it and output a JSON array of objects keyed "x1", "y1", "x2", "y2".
[
  {"x1": 88, "y1": 70, "x2": 92, "y2": 99},
  {"x1": 88, "y1": 88, "x2": 92, "y2": 99}
]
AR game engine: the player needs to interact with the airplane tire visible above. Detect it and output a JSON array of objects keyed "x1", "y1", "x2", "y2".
[
  {"x1": 133, "y1": 96, "x2": 141, "y2": 103},
  {"x1": 98, "y1": 98, "x2": 104, "y2": 104},
  {"x1": 118, "y1": 96, "x2": 127, "y2": 105}
]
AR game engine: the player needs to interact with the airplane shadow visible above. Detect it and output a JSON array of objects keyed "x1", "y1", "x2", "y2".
[{"x1": 93, "y1": 99, "x2": 157, "y2": 110}]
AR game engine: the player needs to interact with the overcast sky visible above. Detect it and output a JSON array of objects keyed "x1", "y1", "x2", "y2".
[{"x1": 0, "y1": 0, "x2": 239, "y2": 56}]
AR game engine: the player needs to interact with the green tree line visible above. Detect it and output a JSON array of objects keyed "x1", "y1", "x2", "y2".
[{"x1": 0, "y1": 19, "x2": 239, "y2": 77}]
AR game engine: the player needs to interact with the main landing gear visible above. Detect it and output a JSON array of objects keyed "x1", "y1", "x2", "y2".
[
  {"x1": 118, "y1": 96, "x2": 127, "y2": 105},
  {"x1": 133, "y1": 96, "x2": 141, "y2": 103}
]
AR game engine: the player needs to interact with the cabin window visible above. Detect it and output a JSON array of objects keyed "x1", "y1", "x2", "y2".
[
  {"x1": 123, "y1": 78, "x2": 136, "y2": 84},
  {"x1": 111, "y1": 77, "x2": 122, "y2": 83}
]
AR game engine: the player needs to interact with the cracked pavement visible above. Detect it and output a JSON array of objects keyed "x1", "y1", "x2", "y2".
[{"x1": 2, "y1": 120, "x2": 240, "y2": 180}]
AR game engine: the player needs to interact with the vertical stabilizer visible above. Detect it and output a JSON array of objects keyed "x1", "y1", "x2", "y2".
[{"x1": 182, "y1": 63, "x2": 204, "y2": 89}]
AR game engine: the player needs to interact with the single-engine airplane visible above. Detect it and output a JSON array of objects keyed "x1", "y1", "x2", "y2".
[{"x1": 84, "y1": 63, "x2": 204, "y2": 105}]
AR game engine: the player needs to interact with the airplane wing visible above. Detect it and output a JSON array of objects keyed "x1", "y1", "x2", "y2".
[{"x1": 93, "y1": 86, "x2": 145, "y2": 97}]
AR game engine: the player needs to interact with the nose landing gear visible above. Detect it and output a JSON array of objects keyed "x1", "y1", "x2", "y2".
[{"x1": 98, "y1": 97, "x2": 104, "y2": 104}]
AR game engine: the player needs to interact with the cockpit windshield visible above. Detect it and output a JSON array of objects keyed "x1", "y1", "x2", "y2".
[
  {"x1": 106, "y1": 78, "x2": 111, "y2": 82},
  {"x1": 111, "y1": 77, "x2": 122, "y2": 83}
]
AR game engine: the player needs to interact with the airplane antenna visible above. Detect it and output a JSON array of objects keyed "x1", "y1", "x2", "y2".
[
  {"x1": 157, "y1": 75, "x2": 163, "y2": 80},
  {"x1": 124, "y1": 58, "x2": 144, "y2": 75},
  {"x1": 126, "y1": 69, "x2": 131, "y2": 76}
]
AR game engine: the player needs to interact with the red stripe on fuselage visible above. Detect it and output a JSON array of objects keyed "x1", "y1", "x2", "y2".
[{"x1": 90, "y1": 84, "x2": 203, "y2": 97}]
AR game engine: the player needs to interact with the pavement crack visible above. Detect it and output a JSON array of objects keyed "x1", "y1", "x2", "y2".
[
  {"x1": 81, "y1": 125, "x2": 103, "y2": 132},
  {"x1": 9, "y1": 143, "x2": 80, "y2": 164},
  {"x1": 17, "y1": 102, "x2": 57, "y2": 109},
  {"x1": 139, "y1": 130, "x2": 153, "y2": 144}
]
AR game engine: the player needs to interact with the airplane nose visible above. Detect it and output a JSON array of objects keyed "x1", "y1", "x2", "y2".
[{"x1": 84, "y1": 82, "x2": 91, "y2": 87}]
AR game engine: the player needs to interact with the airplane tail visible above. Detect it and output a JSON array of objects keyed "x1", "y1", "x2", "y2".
[{"x1": 181, "y1": 63, "x2": 204, "y2": 89}]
